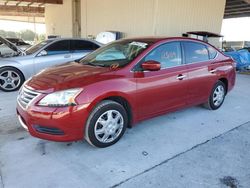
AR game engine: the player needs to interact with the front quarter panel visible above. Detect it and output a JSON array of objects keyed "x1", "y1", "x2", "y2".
[
  {"x1": 0, "y1": 55, "x2": 35, "y2": 80},
  {"x1": 75, "y1": 74, "x2": 137, "y2": 122}
]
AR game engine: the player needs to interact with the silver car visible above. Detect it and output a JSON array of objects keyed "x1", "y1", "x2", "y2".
[{"x1": 0, "y1": 37, "x2": 102, "y2": 92}]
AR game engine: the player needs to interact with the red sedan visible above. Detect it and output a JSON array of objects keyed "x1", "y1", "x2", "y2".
[{"x1": 16, "y1": 37, "x2": 236, "y2": 147}]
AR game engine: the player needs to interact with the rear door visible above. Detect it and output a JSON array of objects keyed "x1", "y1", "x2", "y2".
[
  {"x1": 182, "y1": 41, "x2": 219, "y2": 105},
  {"x1": 135, "y1": 42, "x2": 189, "y2": 119},
  {"x1": 70, "y1": 40, "x2": 100, "y2": 60},
  {"x1": 34, "y1": 40, "x2": 73, "y2": 73}
]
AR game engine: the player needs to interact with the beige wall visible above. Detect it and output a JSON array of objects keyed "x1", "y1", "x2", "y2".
[
  {"x1": 45, "y1": 0, "x2": 226, "y2": 46},
  {"x1": 81, "y1": 0, "x2": 226, "y2": 39},
  {"x1": 45, "y1": 0, "x2": 73, "y2": 37}
]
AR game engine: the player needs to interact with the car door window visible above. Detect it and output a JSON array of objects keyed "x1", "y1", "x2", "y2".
[
  {"x1": 183, "y1": 42, "x2": 209, "y2": 64},
  {"x1": 71, "y1": 40, "x2": 99, "y2": 52},
  {"x1": 144, "y1": 42, "x2": 182, "y2": 69},
  {"x1": 207, "y1": 46, "x2": 217, "y2": 59},
  {"x1": 45, "y1": 40, "x2": 70, "y2": 55}
]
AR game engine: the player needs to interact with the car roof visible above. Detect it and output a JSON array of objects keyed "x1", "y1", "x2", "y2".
[
  {"x1": 47, "y1": 37, "x2": 97, "y2": 42},
  {"x1": 119, "y1": 36, "x2": 211, "y2": 45},
  {"x1": 46, "y1": 37, "x2": 102, "y2": 46}
]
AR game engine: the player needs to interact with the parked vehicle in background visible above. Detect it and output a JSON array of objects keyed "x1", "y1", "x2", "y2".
[
  {"x1": 0, "y1": 37, "x2": 102, "y2": 91},
  {"x1": 0, "y1": 37, "x2": 31, "y2": 55},
  {"x1": 5, "y1": 38, "x2": 31, "y2": 50},
  {"x1": 17, "y1": 37, "x2": 236, "y2": 148}
]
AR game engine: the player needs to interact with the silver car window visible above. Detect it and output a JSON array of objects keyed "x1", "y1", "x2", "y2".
[{"x1": 25, "y1": 40, "x2": 53, "y2": 55}]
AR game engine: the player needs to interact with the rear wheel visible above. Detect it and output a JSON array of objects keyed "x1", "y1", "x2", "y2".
[
  {"x1": 204, "y1": 81, "x2": 226, "y2": 110},
  {"x1": 0, "y1": 67, "x2": 24, "y2": 92},
  {"x1": 85, "y1": 100, "x2": 128, "y2": 148}
]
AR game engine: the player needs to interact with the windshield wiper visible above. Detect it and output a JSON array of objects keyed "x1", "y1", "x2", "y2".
[{"x1": 82, "y1": 62, "x2": 105, "y2": 67}]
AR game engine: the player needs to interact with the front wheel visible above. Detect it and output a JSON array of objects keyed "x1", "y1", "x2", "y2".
[
  {"x1": 85, "y1": 100, "x2": 128, "y2": 148},
  {"x1": 204, "y1": 81, "x2": 226, "y2": 110},
  {"x1": 0, "y1": 67, "x2": 24, "y2": 92}
]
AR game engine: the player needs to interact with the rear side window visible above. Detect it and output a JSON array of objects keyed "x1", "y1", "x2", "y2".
[
  {"x1": 71, "y1": 40, "x2": 100, "y2": 51},
  {"x1": 208, "y1": 46, "x2": 217, "y2": 59},
  {"x1": 183, "y1": 42, "x2": 209, "y2": 64},
  {"x1": 45, "y1": 40, "x2": 70, "y2": 55}
]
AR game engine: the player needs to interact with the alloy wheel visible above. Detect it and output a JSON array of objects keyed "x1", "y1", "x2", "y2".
[{"x1": 0, "y1": 70, "x2": 21, "y2": 91}]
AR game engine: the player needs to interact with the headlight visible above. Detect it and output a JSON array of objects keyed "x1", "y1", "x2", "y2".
[{"x1": 38, "y1": 88, "x2": 82, "y2": 107}]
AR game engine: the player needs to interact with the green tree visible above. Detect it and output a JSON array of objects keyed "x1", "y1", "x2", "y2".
[
  {"x1": 19, "y1": 30, "x2": 36, "y2": 41},
  {"x1": 0, "y1": 30, "x2": 7, "y2": 37},
  {"x1": 6, "y1": 31, "x2": 17, "y2": 38},
  {"x1": 38, "y1": 34, "x2": 46, "y2": 42}
]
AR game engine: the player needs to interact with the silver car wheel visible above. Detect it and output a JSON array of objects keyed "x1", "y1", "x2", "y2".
[
  {"x1": 0, "y1": 70, "x2": 21, "y2": 91},
  {"x1": 94, "y1": 110, "x2": 124, "y2": 143},
  {"x1": 213, "y1": 85, "x2": 225, "y2": 106}
]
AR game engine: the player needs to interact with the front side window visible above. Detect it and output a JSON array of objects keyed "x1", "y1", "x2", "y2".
[
  {"x1": 25, "y1": 40, "x2": 53, "y2": 55},
  {"x1": 144, "y1": 42, "x2": 182, "y2": 69},
  {"x1": 45, "y1": 40, "x2": 70, "y2": 55},
  {"x1": 183, "y1": 42, "x2": 209, "y2": 64},
  {"x1": 80, "y1": 40, "x2": 151, "y2": 68}
]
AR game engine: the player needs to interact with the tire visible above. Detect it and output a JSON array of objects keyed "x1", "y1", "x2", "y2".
[
  {"x1": 204, "y1": 81, "x2": 226, "y2": 110},
  {"x1": 0, "y1": 67, "x2": 25, "y2": 92},
  {"x1": 85, "y1": 100, "x2": 128, "y2": 148}
]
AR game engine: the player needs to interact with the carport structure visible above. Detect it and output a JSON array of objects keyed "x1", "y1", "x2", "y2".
[
  {"x1": 225, "y1": 0, "x2": 250, "y2": 18},
  {"x1": 0, "y1": 0, "x2": 62, "y2": 23},
  {"x1": 0, "y1": 0, "x2": 250, "y2": 41},
  {"x1": 0, "y1": 0, "x2": 62, "y2": 17}
]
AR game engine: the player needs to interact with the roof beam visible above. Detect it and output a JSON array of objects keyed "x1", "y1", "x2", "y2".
[
  {"x1": 225, "y1": 6, "x2": 250, "y2": 13},
  {"x1": 226, "y1": 4, "x2": 250, "y2": 9},
  {"x1": 0, "y1": 5, "x2": 44, "y2": 17},
  {"x1": 225, "y1": 0, "x2": 250, "y2": 18},
  {"x1": 243, "y1": 0, "x2": 250, "y2": 4},
  {"x1": 7, "y1": 0, "x2": 63, "y2": 5}
]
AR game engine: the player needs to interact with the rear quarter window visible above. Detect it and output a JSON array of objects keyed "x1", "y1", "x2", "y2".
[{"x1": 208, "y1": 46, "x2": 217, "y2": 59}]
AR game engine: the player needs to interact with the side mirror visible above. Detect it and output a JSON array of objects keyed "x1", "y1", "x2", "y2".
[
  {"x1": 141, "y1": 60, "x2": 161, "y2": 71},
  {"x1": 37, "y1": 50, "x2": 48, "y2": 57}
]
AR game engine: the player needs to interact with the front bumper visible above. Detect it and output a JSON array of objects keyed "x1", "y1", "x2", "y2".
[{"x1": 16, "y1": 100, "x2": 90, "y2": 142}]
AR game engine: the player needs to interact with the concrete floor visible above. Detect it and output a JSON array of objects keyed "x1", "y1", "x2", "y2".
[{"x1": 0, "y1": 74, "x2": 249, "y2": 188}]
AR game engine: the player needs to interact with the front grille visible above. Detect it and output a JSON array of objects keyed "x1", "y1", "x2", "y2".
[{"x1": 18, "y1": 87, "x2": 40, "y2": 109}]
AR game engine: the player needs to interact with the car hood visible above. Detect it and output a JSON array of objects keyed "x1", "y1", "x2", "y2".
[
  {"x1": 26, "y1": 62, "x2": 116, "y2": 93},
  {"x1": 0, "y1": 36, "x2": 26, "y2": 55}
]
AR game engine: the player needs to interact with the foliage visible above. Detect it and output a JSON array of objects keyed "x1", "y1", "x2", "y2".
[
  {"x1": 0, "y1": 29, "x2": 45, "y2": 42},
  {"x1": 0, "y1": 30, "x2": 7, "y2": 37},
  {"x1": 19, "y1": 30, "x2": 36, "y2": 41}
]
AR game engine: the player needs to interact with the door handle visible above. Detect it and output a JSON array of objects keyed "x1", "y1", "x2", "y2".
[
  {"x1": 209, "y1": 69, "x2": 216, "y2": 74},
  {"x1": 176, "y1": 74, "x2": 186, "y2": 80}
]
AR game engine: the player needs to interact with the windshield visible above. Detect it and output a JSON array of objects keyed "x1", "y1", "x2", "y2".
[
  {"x1": 80, "y1": 40, "x2": 151, "y2": 68},
  {"x1": 25, "y1": 40, "x2": 53, "y2": 55}
]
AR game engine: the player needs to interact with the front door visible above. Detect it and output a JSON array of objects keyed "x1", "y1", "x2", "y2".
[
  {"x1": 134, "y1": 42, "x2": 189, "y2": 120},
  {"x1": 34, "y1": 40, "x2": 73, "y2": 74}
]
